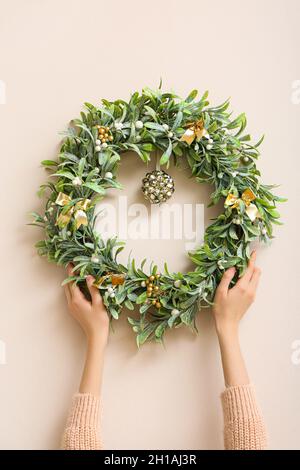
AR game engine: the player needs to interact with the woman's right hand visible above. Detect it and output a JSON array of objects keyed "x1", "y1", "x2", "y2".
[
  {"x1": 212, "y1": 251, "x2": 261, "y2": 337},
  {"x1": 212, "y1": 251, "x2": 261, "y2": 387},
  {"x1": 64, "y1": 264, "x2": 109, "y2": 347}
]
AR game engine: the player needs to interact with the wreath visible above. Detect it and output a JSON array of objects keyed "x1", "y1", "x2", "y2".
[{"x1": 31, "y1": 86, "x2": 284, "y2": 346}]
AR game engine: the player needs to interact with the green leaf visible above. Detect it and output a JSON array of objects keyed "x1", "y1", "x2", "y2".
[
  {"x1": 172, "y1": 111, "x2": 183, "y2": 130},
  {"x1": 160, "y1": 140, "x2": 172, "y2": 165},
  {"x1": 109, "y1": 307, "x2": 119, "y2": 319},
  {"x1": 144, "y1": 105, "x2": 158, "y2": 122},
  {"x1": 266, "y1": 208, "x2": 280, "y2": 218},
  {"x1": 41, "y1": 160, "x2": 57, "y2": 167},
  {"x1": 144, "y1": 122, "x2": 165, "y2": 132},
  {"x1": 83, "y1": 182, "x2": 106, "y2": 194},
  {"x1": 124, "y1": 299, "x2": 134, "y2": 310},
  {"x1": 185, "y1": 89, "x2": 198, "y2": 103},
  {"x1": 136, "y1": 291, "x2": 147, "y2": 304},
  {"x1": 229, "y1": 225, "x2": 239, "y2": 240},
  {"x1": 52, "y1": 171, "x2": 75, "y2": 180},
  {"x1": 78, "y1": 158, "x2": 86, "y2": 177}
]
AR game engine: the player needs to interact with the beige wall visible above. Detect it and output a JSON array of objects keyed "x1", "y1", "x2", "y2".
[{"x1": 0, "y1": 0, "x2": 299, "y2": 450}]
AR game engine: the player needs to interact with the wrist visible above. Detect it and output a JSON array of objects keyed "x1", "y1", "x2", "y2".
[
  {"x1": 215, "y1": 321, "x2": 239, "y2": 342},
  {"x1": 86, "y1": 332, "x2": 108, "y2": 351}
]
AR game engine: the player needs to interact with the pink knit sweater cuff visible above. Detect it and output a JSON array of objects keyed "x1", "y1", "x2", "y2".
[
  {"x1": 221, "y1": 384, "x2": 261, "y2": 423},
  {"x1": 221, "y1": 384, "x2": 267, "y2": 450},
  {"x1": 66, "y1": 393, "x2": 100, "y2": 429}
]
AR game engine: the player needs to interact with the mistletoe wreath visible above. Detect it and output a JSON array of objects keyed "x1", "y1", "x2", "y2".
[{"x1": 31, "y1": 86, "x2": 284, "y2": 346}]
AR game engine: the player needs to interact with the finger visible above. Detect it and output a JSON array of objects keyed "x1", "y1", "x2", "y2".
[
  {"x1": 237, "y1": 250, "x2": 256, "y2": 286},
  {"x1": 217, "y1": 267, "x2": 236, "y2": 295},
  {"x1": 64, "y1": 284, "x2": 71, "y2": 304},
  {"x1": 249, "y1": 266, "x2": 261, "y2": 291},
  {"x1": 70, "y1": 281, "x2": 86, "y2": 303},
  {"x1": 86, "y1": 275, "x2": 103, "y2": 305},
  {"x1": 66, "y1": 263, "x2": 87, "y2": 304},
  {"x1": 67, "y1": 263, "x2": 75, "y2": 277}
]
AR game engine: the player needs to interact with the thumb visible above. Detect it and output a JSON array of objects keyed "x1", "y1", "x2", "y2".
[
  {"x1": 217, "y1": 267, "x2": 236, "y2": 295},
  {"x1": 86, "y1": 275, "x2": 102, "y2": 305}
]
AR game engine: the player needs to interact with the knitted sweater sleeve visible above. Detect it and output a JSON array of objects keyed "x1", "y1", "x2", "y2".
[
  {"x1": 61, "y1": 393, "x2": 102, "y2": 450},
  {"x1": 221, "y1": 384, "x2": 267, "y2": 450}
]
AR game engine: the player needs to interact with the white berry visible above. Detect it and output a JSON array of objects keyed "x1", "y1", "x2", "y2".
[
  {"x1": 141, "y1": 281, "x2": 146, "y2": 287},
  {"x1": 109, "y1": 292, "x2": 115, "y2": 298},
  {"x1": 135, "y1": 120, "x2": 144, "y2": 129},
  {"x1": 72, "y1": 177, "x2": 82, "y2": 186},
  {"x1": 105, "y1": 171, "x2": 113, "y2": 179},
  {"x1": 171, "y1": 309, "x2": 179, "y2": 316},
  {"x1": 67, "y1": 231, "x2": 72, "y2": 236},
  {"x1": 206, "y1": 144, "x2": 213, "y2": 150},
  {"x1": 91, "y1": 255, "x2": 100, "y2": 263},
  {"x1": 95, "y1": 145, "x2": 101, "y2": 152},
  {"x1": 261, "y1": 228, "x2": 267, "y2": 235},
  {"x1": 231, "y1": 172, "x2": 238, "y2": 178},
  {"x1": 162, "y1": 124, "x2": 169, "y2": 130},
  {"x1": 217, "y1": 260, "x2": 225, "y2": 269},
  {"x1": 95, "y1": 139, "x2": 101, "y2": 145},
  {"x1": 107, "y1": 286, "x2": 114, "y2": 294},
  {"x1": 102, "y1": 142, "x2": 108, "y2": 148},
  {"x1": 208, "y1": 138, "x2": 213, "y2": 144},
  {"x1": 235, "y1": 218, "x2": 241, "y2": 225},
  {"x1": 167, "y1": 131, "x2": 174, "y2": 138},
  {"x1": 174, "y1": 280, "x2": 182, "y2": 288}
]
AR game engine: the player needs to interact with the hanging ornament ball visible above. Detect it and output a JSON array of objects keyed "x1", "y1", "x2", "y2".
[{"x1": 141, "y1": 170, "x2": 175, "y2": 204}]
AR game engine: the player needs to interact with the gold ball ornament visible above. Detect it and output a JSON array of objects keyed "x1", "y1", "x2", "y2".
[{"x1": 142, "y1": 170, "x2": 175, "y2": 204}]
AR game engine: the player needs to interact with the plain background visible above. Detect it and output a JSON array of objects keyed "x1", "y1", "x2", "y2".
[{"x1": 0, "y1": 0, "x2": 299, "y2": 450}]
